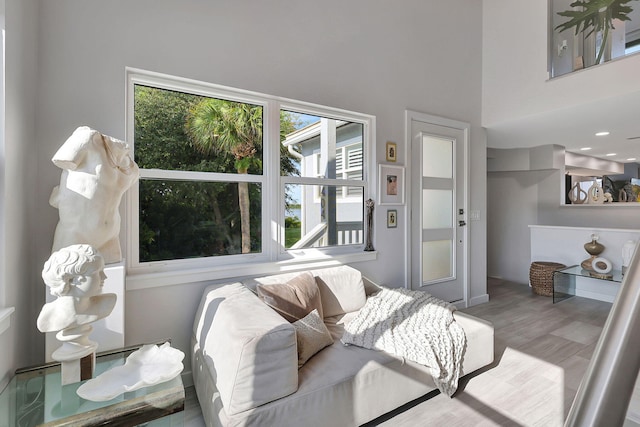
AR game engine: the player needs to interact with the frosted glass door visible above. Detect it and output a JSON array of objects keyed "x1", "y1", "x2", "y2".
[
  {"x1": 410, "y1": 115, "x2": 468, "y2": 304},
  {"x1": 421, "y1": 135, "x2": 455, "y2": 283}
]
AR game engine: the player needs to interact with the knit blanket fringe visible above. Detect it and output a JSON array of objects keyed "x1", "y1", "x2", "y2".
[{"x1": 341, "y1": 287, "x2": 466, "y2": 397}]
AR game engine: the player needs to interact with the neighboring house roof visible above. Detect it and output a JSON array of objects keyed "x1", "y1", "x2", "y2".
[{"x1": 282, "y1": 120, "x2": 349, "y2": 146}]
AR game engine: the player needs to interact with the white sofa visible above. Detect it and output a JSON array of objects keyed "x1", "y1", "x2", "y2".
[{"x1": 191, "y1": 265, "x2": 494, "y2": 427}]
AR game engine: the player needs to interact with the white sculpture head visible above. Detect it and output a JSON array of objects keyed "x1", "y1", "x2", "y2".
[
  {"x1": 42, "y1": 244, "x2": 106, "y2": 298},
  {"x1": 38, "y1": 244, "x2": 116, "y2": 344},
  {"x1": 50, "y1": 126, "x2": 139, "y2": 264},
  {"x1": 38, "y1": 244, "x2": 117, "y2": 364}
]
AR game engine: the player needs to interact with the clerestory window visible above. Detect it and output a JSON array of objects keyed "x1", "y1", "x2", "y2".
[{"x1": 125, "y1": 70, "x2": 375, "y2": 285}]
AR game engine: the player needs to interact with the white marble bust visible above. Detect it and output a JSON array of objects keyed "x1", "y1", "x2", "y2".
[
  {"x1": 49, "y1": 126, "x2": 139, "y2": 264},
  {"x1": 37, "y1": 244, "x2": 116, "y2": 361}
]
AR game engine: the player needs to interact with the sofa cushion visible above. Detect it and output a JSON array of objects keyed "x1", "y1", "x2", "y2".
[
  {"x1": 293, "y1": 309, "x2": 333, "y2": 367},
  {"x1": 452, "y1": 311, "x2": 495, "y2": 375},
  {"x1": 311, "y1": 265, "x2": 367, "y2": 317},
  {"x1": 256, "y1": 271, "x2": 323, "y2": 322},
  {"x1": 197, "y1": 282, "x2": 298, "y2": 415},
  {"x1": 243, "y1": 265, "x2": 367, "y2": 319},
  {"x1": 217, "y1": 321, "x2": 439, "y2": 427}
]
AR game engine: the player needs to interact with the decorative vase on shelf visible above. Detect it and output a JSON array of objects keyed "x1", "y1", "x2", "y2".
[
  {"x1": 581, "y1": 234, "x2": 605, "y2": 272},
  {"x1": 587, "y1": 182, "x2": 605, "y2": 204},
  {"x1": 568, "y1": 183, "x2": 587, "y2": 204}
]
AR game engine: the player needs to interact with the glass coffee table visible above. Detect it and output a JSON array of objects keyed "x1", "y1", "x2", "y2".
[
  {"x1": 553, "y1": 265, "x2": 624, "y2": 303},
  {"x1": 0, "y1": 343, "x2": 184, "y2": 426}
]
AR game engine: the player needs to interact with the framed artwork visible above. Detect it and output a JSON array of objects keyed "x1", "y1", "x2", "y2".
[
  {"x1": 379, "y1": 164, "x2": 405, "y2": 205},
  {"x1": 386, "y1": 141, "x2": 397, "y2": 162},
  {"x1": 387, "y1": 209, "x2": 398, "y2": 228}
]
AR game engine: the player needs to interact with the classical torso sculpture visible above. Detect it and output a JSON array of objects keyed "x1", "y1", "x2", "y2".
[{"x1": 50, "y1": 126, "x2": 139, "y2": 264}]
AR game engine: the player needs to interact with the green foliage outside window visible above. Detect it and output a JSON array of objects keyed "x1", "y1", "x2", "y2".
[{"x1": 134, "y1": 85, "x2": 298, "y2": 262}]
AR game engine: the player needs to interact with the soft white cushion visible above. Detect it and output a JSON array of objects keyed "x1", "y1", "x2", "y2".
[
  {"x1": 197, "y1": 283, "x2": 298, "y2": 415},
  {"x1": 311, "y1": 265, "x2": 366, "y2": 317},
  {"x1": 210, "y1": 321, "x2": 440, "y2": 427},
  {"x1": 453, "y1": 311, "x2": 495, "y2": 375},
  {"x1": 243, "y1": 266, "x2": 367, "y2": 319},
  {"x1": 293, "y1": 309, "x2": 333, "y2": 367}
]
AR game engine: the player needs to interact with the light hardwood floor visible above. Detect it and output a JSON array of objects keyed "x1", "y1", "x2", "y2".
[{"x1": 184, "y1": 277, "x2": 613, "y2": 427}]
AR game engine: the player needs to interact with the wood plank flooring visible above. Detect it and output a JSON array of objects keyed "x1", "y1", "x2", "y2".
[
  {"x1": 184, "y1": 278, "x2": 613, "y2": 427},
  {"x1": 367, "y1": 277, "x2": 612, "y2": 427}
]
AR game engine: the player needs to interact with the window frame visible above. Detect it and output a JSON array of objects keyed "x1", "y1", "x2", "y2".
[{"x1": 125, "y1": 69, "x2": 376, "y2": 289}]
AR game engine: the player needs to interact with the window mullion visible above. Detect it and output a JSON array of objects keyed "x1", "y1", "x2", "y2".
[
  {"x1": 140, "y1": 169, "x2": 265, "y2": 183},
  {"x1": 266, "y1": 100, "x2": 282, "y2": 260},
  {"x1": 282, "y1": 176, "x2": 365, "y2": 187}
]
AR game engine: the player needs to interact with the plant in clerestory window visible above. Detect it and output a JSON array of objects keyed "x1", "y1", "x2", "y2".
[{"x1": 555, "y1": 0, "x2": 638, "y2": 64}]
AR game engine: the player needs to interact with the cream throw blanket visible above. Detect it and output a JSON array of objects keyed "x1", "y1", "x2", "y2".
[{"x1": 341, "y1": 287, "x2": 466, "y2": 396}]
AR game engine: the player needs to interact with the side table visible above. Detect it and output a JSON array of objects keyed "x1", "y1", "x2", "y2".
[
  {"x1": 0, "y1": 343, "x2": 184, "y2": 426},
  {"x1": 553, "y1": 265, "x2": 623, "y2": 303}
]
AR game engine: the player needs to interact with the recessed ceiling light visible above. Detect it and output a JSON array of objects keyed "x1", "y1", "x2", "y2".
[
  {"x1": 595, "y1": 131, "x2": 610, "y2": 136},
  {"x1": 606, "y1": 153, "x2": 617, "y2": 156},
  {"x1": 628, "y1": 158, "x2": 637, "y2": 161},
  {"x1": 580, "y1": 147, "x2": 592, "y2": 151}
]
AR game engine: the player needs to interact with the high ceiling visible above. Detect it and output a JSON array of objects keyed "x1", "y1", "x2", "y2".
[
  {"x1": 487, "y1": 7, "x2": 640, "y2": 165},
  {"x1": 485, "y1": 87, "x2": 640, "y2": 165}
]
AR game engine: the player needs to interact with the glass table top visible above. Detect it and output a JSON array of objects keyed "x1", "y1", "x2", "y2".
[
  {"x1": 553, "y1": 265, "x2": 624, "y2": 303},
  {"x1": 0, "y1": 344, "x2": 184, "y2": 427},
  {"x1": 555, "y1": 265, "x2": 624, "y2": 283}
]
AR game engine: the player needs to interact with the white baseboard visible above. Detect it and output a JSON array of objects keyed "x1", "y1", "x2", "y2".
[
  {"x1": 469, "y1": 294, "x2": 489, "y2": 306},
  {"x1": 624, "y1": 414, "x2": 640, "y2": 427}
]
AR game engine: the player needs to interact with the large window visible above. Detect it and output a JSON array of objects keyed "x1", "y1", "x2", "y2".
[{"x1": 126, "y1": 70, "x2": 374, "y2": 282}]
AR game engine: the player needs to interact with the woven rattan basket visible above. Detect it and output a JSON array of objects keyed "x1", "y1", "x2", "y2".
[{"x1": 529, "y1": 261, "x2": 566, "y2": 297}]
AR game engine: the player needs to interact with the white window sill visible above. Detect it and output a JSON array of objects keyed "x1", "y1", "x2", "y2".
[
  {"x1": 126, "y1": 251, "x2": 377, "y2": 291},
  {"x1": 0, "y1": 307, "x2": 15, "y2": 336}
]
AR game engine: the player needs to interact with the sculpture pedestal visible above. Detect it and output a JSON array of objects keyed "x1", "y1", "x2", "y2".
[
  {"x1": 60, "y1": 353, "x2": 95, "y2": 386},
  {"x1": 54, "y1": 326, "x2": 97, "y2": 386}
]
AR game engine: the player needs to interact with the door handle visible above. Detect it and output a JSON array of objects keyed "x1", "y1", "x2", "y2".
[{"x1": 459, "y1": 220, "x2": 467, "y2": 227}]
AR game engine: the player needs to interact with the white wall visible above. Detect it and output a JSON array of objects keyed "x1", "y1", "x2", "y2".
[
  {"x1": 1, "y1": 0, "x2": 40, "y2": 389},
  {"x1": 487, "y1": 170, "x2": 543, "y2": 283},
  {"x1": 25, "y1": 0, "x2": 486, "y2": 374},
  {"x1": 482, "y1": 0, "x2": 640, "y2": 127}
]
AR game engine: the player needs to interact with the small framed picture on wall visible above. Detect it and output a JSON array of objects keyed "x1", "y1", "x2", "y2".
[
  {"x1": 386, "y1": 141, "x2": 397, "y2": 162},
  {"x1": 379, "y1": 164, "x2": 405, "y2": 205},
  {"x1": 387, "y1": 209, "x2": 398, "y2": 228}
]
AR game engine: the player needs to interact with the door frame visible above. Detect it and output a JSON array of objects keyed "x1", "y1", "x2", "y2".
[{"x1": 404, "y1": 110, "x2": 470, "y2": 307}]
